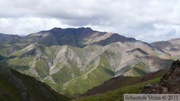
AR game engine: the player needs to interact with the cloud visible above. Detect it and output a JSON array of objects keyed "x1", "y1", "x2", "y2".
[
  {"x1": 0, "y1": 17, "x2": 70, "y2": 35},
  {"x1": 0, "y1": 0, "x2": 180, "y2": 42}
]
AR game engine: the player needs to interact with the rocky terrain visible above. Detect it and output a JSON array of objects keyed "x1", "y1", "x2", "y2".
[{"x1": 142, "y1": 60, "x2": 180, "y2": 94}]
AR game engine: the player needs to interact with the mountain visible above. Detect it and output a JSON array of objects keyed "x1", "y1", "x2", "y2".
[
  {"x1": 151, "y1": 38, "x2": 180, "y2": 58},
  {"x1": 0, "y1": 64, "x2": 70, "y2": 101},
  {"x1": 0, "y1": 27, "x2": 176, "y2": 96},
  {"x1": 142, "y1": 60, "x2": 180, "y2": 93}
]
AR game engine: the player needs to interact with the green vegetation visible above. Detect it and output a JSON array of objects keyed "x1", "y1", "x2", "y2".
[
  {"x1": 61, "y1": 56, "x2": 114, "y2": 96},
  {"x1": 132, "y1": 64, "x2": 148, "y2": 76}
]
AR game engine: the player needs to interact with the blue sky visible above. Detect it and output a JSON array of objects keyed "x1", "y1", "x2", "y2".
[{"x1": 0, "y1": 0, "x2": 180, "y2": 42}]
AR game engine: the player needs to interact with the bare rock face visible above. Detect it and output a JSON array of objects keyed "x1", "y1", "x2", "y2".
[{"x1": 142, "y1": 60, "x2": 180, "y2": 94}]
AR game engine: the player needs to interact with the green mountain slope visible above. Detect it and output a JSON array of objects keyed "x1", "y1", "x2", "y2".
[{"x1": 0, "y1": 64, "x2": 70, "y2": 101}]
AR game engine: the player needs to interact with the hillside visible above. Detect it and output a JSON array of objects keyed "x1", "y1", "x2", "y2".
[{"x1": 0, "y1": 64, "x2": 70, "y2": 101}]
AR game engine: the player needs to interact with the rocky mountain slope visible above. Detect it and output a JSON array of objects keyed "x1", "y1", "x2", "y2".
[
  {"x1": 0, "y1": 27, "x2": 176, "y2": 96},
  {"x1": 142, "y1": 60, "x2": 180, "y2": 93},
  {"x1": 0, "y1": 64, "x2": 70, "y2": 101}
]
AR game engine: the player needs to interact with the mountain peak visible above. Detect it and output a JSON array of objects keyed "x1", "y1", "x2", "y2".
[
  {"x1": 50, "y1": 27, "x2": 92, "y2": 32},
  {"x1": 44, "y1": 27, "x2": 94, "y2": 36},
  {"x1": 49, "y1": 27, "x2": 63, "y2": 34}
]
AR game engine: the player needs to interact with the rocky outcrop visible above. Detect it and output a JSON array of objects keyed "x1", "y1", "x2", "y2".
[{"x1": 142, "y1": 60, "x2": 180, "y2": 93}]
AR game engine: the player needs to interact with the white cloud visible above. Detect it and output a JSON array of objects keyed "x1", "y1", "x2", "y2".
[
  {"x1": 0, "y1": 17, "x2": 70, "y2": 35},
  {"x1": 0, "y1": 0, "x2": 180, "y2": 42}
]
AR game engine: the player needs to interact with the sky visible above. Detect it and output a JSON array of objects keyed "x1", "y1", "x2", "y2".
[{"x1": 0, "y1": 0, "x2": 180, "y2": 42}]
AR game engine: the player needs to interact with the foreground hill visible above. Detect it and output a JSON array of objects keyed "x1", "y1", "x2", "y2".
[
  {"x1": 0, "y1": 27, "x2": 175, "y2": 95},
  {"x1": 0, "y1": 64, "x2": 70, "y2": 101}
]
